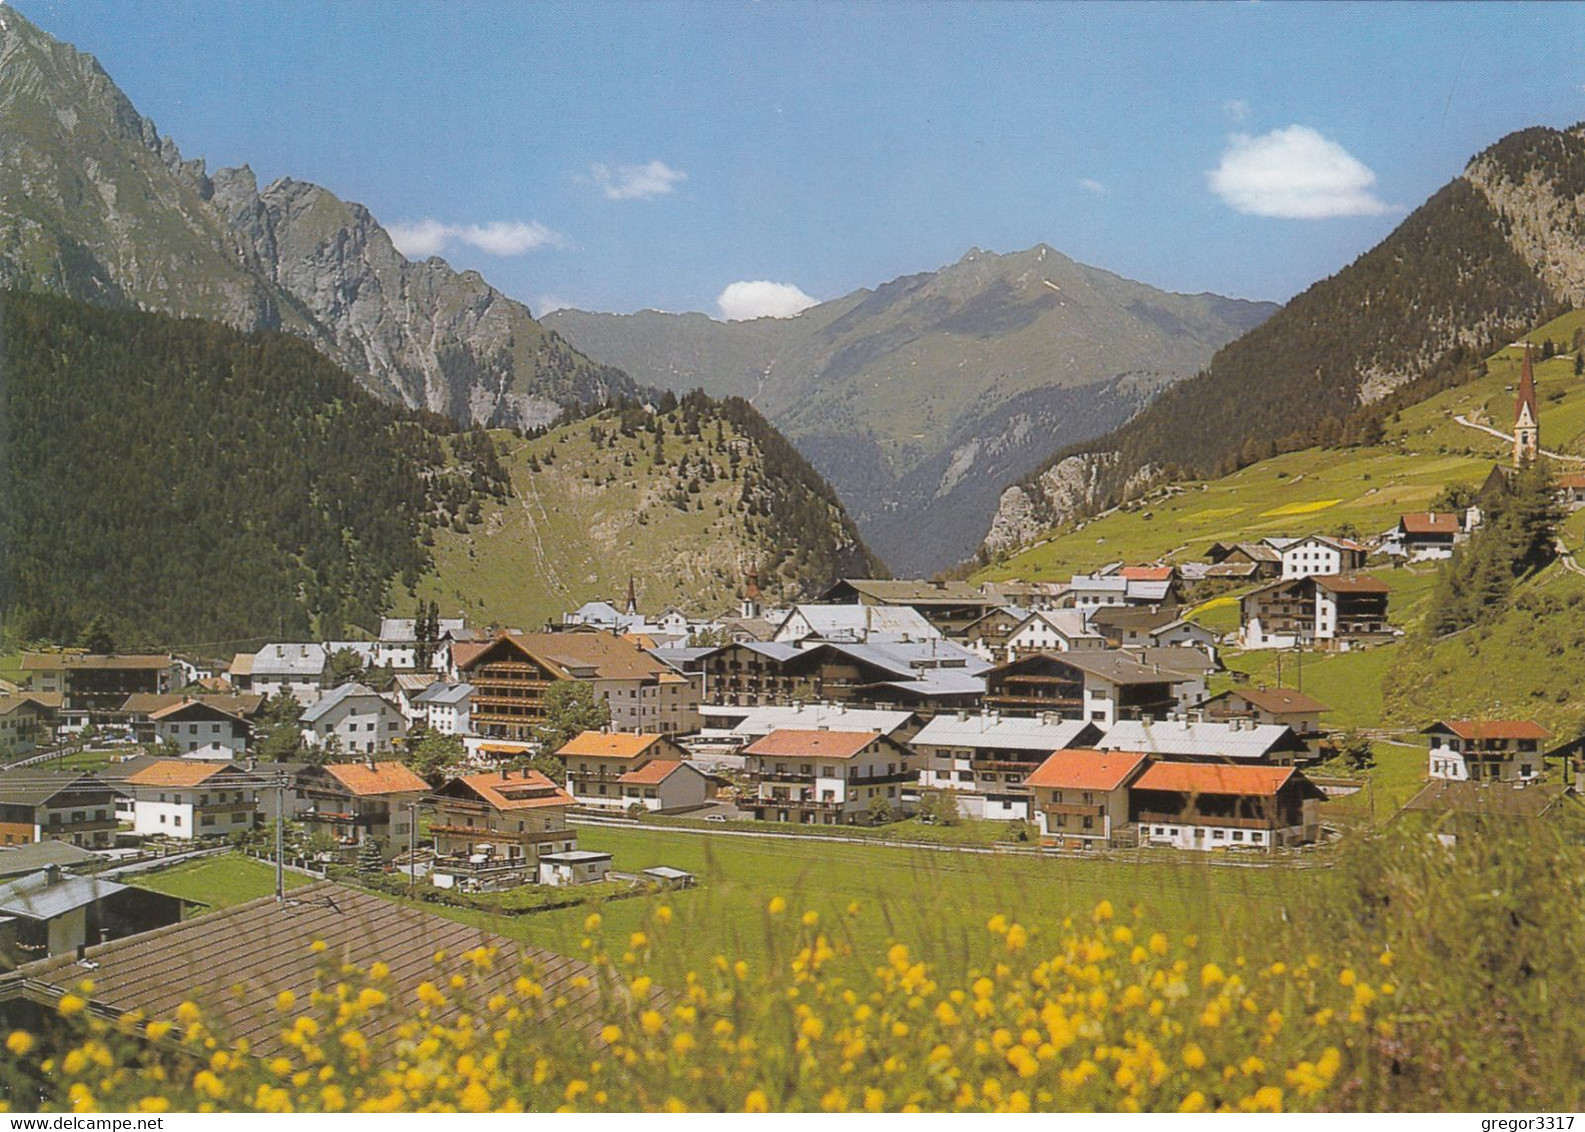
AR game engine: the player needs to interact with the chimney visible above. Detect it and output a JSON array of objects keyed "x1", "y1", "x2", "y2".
[
  {"x1": 365, "y1": 755, "x2": 376, "y2": 771},
  {"x1": 45, "y1": 864, "x2": 62, "y2": 884}
]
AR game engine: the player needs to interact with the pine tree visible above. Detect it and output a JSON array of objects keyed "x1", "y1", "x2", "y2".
[{"x1": 357, "y1": 837, "x2": 385, "y2": 875}]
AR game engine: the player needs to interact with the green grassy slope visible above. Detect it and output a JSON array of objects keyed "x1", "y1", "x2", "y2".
[
  {"x1": 396, "y1": 399, "x2": 877, "y2": 630},
  {"x1": 975, "y1": 312, "x2": 1585, "y2": 738}
]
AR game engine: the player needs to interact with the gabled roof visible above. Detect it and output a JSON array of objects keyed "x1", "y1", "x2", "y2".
[
  {"x1": 775, "y1": 604, "x2": 942, "y2": 642},
  {"x1": 618, "y1": 760, "x2": 689, "y2": 785},
  {"x1": 124, "y1": 761, "x2": 242, "y2": 789},
  {"x1": 445, "y1": 770, "x2": 573, "y2": 811},
  {"x1": 1047, "y1": 652, "x2": 1190, "y2": 686},
  {"x1": 1099, "y1": 719, "x2": 1302, "y2": 760},
  {"x1": 717, "y1": 703, "x2": 916, "y2": 739},
  {"x1": 1213, "y1": 687, "x2": 1330, "y2": 716},
  {"x1": 1119, "y1": 565, "x2": 1174, "y2": 582},
  {"x1": 912, "y1": 713, "x2": 1098, "y2": 752},
  {"x1": 0, "y1": 869, "x2": 129, "y2": 921},
  {"x1": 413, "y1": 681, "x2": 475, "y2": 706},
  {"x1": 299, "y1": 683, "x2": 395, "y2": 724},
  {"x1": 1311, "y1": 573, "x2": 1389, "y2": 595},
  {"x1": 1400, "y1": 779, "x2": 1566, "y2": 819},
  {"x1": 319, "y1": 761, "x2": 429, "y2": 797},
  {"x1": 1557, "y1": 472, "x2": 1585, "y2": 490},
  {"x1": 1, "y1": 882, "x2": 605, "y2": 1058},
  {"x1": 1024, "y1": 749, "x2": 1148, "y2": 791},
  {"x1": 743, "y1": 729, "x2": 883, "y2": 760},
  {"x1": 1131, "y1": 762, "x2": 1303, "y2": 797},
  {"x1": 1398, "y1": 512, "x2": 1461, "y2": 535},
  {"x1": 250, "y1": 643, "x2": 328, "y2": 678},
  {"x1": 556, "y1": 732, "x2": 673, "y2": 759},
  {"x1": 0, "y1": 840, "x2": 101, "y2": 879},
  {"x1": 819, "y1": 579, "x2": 992, "y2": 606},
  {"x1": 0, "y1": 694, "x2": 55, "y2": 718},
  {"x1": 1423, "y1": 719, "x2": 1551, "y2": 741},
  {"x1": 1120, "y1": 646, "x2": 1217, "y2": 676},
  {"x1": 0, "y1": 770, "x2": 113, "y2": 808},
  {"x1": 146, "y1": 699, "x2": 250, "y2": 724},
  {"x1": 120, "y1": 693, "x2": 266, "y2": 718},
  {"x1": 22, "y1": 652, "x2": 172, "y2": 672}
]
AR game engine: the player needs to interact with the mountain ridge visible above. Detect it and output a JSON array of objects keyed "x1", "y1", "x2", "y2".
[
  {"x1": 983, "y1": 122, "x2": 1585, "y2": 559},
  {"x1": 0, "y1": 6, "x2": 637, "y2": 429},
  {"x1": 547, "y1": 244, "x2": 1274, "y2": 573}
]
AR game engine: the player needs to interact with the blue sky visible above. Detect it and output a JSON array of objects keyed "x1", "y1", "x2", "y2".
[{"x1": 18, "y1": 1, "x2": 1585, "y2": 318}]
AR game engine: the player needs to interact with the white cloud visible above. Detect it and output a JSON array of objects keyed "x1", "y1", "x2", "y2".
[
  {"x1": 589, "y1": 160, "x2": 687, "y2": 201},
  {"x1": 716, "y1": 280, "x2": 818, "y2": 321},
  {"x1": 386, "y1": 218, "x2": 569, "y2": 258},
  {"x1": 537, "y1": 295, "x2": 572, "y2": 316},
  {"x1": 1223, "y1": 99, "x2": 1251, "y2": 123},
  {"x1": 1078, "y1": 178, "x2": 1106, "y2": 194},
  {"x1": 1208, "y1": 125, "x2": 1393, "y2": 219}
]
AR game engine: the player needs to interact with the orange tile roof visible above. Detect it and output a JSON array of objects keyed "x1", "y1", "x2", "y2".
[
  {"x1": 515, "y1": 631, "x2": 671, "y2": 681},
  {"x1": 453, "y1": 770, "x2": 573, "y2": 811},
  {"x1": 1427, "y1": 720, "x2": 1551, "y2": 741},
  {"x1": 1132, "y1": 762, "x2": 1297, "y2": 798},
  {"x1": 618, "y1": 760, "x2": 686, "y2": 785},
  {"x1": 1120, "y1": 565, "x2": 1174, "y2": 581},
  {"x1": 556, "y1": 732, "x2": 668, "y2": 759},
  {"x1": 1557, "y1": 473, "x2": 1585, "y2": 489},
  {"x1": 124, "y1": 760, "x2": 234, "y2": 788},
  {"x1": 743, "y1": 730, "x2": 881, "y2": 760},
  {"x1": 1024, "y1": 749, "x2": 1148, "y2": 792},
  {"x1": 322, "y1": 762, "x2": 430, "y2": 797},
  {"x1": 449, "y1": 641, "x2": 494, "y2": 671},
  {"x1": 1398, "y1": 512, "x2": 1461, "y2": 535}
]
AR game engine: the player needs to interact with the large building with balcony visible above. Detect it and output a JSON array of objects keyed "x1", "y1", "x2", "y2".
[
  {"x1": 1239, "y1": 574, "x2": 1391, "y2": 651},
  {"x1": 1130, "y1": 763, "x2": 1325, "y2": 852},
  {"x1": 1422, "y1": 719, "x2": 1551, "y2": 783},
  {"x1": 1024, "y1": 749, "x2": 1148, "y2": 847},
  {"x1": 741, "y1": 729, "x2": 916, "y2": 825},
  {"x1": 22, "y1": 652, "x2": 176, "y2": 719},
  {"x1": 294, "y1": 761, "x2": 429, "y2": 852},
  {"x1": 429, "y1": 770, "x2": 577, "y2": 872},
  {"x1": 557, "y1": 732, "x2": 692, "y2": 810},
  {"x1": 910, "y1": 712, "x2": 1101, "y2": 820},
  {"x1": 0, "y1": 771, "x2": 119, "y2": 848}
]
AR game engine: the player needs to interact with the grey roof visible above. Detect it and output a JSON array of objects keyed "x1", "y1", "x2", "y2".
[
  {"x1": 413, "y1": 681, "x2": 474, "y2": 706},
  {"x1": 0, "y1": 841, "x2": 102, "y2": 880},
  {"x1": 0, "y1": 770, "x2": 112, "y2": 807},
  {"x1": 1013, "y1": 609, "x2": 1100, "y2": 639},
  {"x1": 643, "y1": 866, "x2": 694, "y2": 879},
  {"x1": 250, "y1": 643, "x2": 328, "y2": 678},
  {"x1": 775, "y1": 603, "x2": 942, "y2": 643},
  {"x1": 0, "y1": 869, "x2": 128, "y2": 921},
  {"x1": 299, "y1": 682, "x2": 394, "y2": 724},
  {"x1": 1057, "y1": 652, "x2": 1193, "y2": 686},
  {"x1": 913, "y1": 713, "x2": 1098, "y2": 752},
  {"x1": 872, "y1": 671, "x2": 987, "y2": 698},
  {"x1": 720, "y1": 703, "x2": 916, "y2": 738},
  {"x1": 1097, "y1": 719, "x2": 1299, "y2": 760},
  {"x1": 648, "y1": 646, "x2": 717, "y2": 670},
  {"x1": 379, "y1": 618, "x2": 467, "y2": 643},
  {"x1": 1120, "y1": 646, "x2": 1218, "y2": 675}
]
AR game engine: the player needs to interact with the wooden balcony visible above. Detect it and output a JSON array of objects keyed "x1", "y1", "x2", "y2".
[{"x1": 430, "y1": 824, "x2": 565, "y2": 844}]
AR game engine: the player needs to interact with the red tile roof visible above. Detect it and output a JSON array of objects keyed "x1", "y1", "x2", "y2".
[
  {"x1": 1557, "y1": 473, "x2": 1585, "y2": 490},
  {"x1": 1311, "y1": 573, "x2": 1389, "y2": 595},
  {"x1": 1024, "y1": 749, "x2": 1148, "y2": 792},
  {"x1": 1120, "y1": 565, "x2": 1174, "y2": 581},
  {"x1": 1425, "y1": 720, "x2": 1551, "y2": 742},
  {"x1": 1398, "y1": 511, "x2": 1461, "y2": 535},
  {"x1": 1132, "y1": 762, "x2": 1297, "y2": 798},
  {"x1": 453, "y1": 770, "x2": 573, "y2": 811},
  {"x1": 618, "y1": 760, "x2": 686, "y2": 785},
  {"x1": 743, "y1": 730, "x2": 881, "y2": 760},
  {"x1": 1227, "y1": 687, "x2": 1330, "y2": 715},
  {"x1": 322, "y1": 762, "x2": 429, "y2": 797}
]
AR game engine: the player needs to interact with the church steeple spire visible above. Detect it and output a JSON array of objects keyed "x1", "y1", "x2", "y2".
[
  {"x1": 1515, "y1": 342, "x2": 1540, "y2": 466},
  {"x1": 624, "y1": 575, "x2": 638, "y2": 616}
]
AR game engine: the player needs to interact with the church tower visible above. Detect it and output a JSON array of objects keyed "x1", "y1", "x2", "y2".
[
  {"x1": 739, "y1": 567, "x2": 762, "y2": 620},
  {"x1": 1514, "y1": 342, "x2": 1540, "y2": 466}
]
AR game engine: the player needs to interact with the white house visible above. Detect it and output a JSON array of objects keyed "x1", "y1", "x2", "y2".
[
  {"x1": 612, "y1": 760, "x2": 714, "y2": 813},
  {"x1": 1423, "y1": 720, "x2": 1550, "y2": 783},
  {"x1": 557, "y1": 732, "x2": 694, "y2": 810},
  {"x1": 376, "y1": 617, "x2": 468, "y2": 670},
  {"x1": 299, "y1": 683, "x2": 407, "y2": 755},
  {"x1": 911, "y1": 712, "x2": 1102, "y2": 820},
  {"x1": 771, "y1": 604, "x2": 941, "y2": 644},
  {"x1": 1275, "y1": 535, "x2": 1367, "y2": 580},
  {"x1": 247, "y1": 643, "x2": 330, "y2": 704},
  {"x1": 1004, "y1": 610, "x2": 1106, "y2": 659},
  {"x1": 412, "y1": 681, "x2": 474, "y2": 737},
  {"x1": 149, "y1": 699, "x2": 252, "y2": 755},
  {"x1": 742, "y1": 729, "x2": 915, "y2": 825},
  {"x1": 122, "y1": 760, "x2": 258, "y2": 841},
  {"x1": 1025, "y1": 749, "x2": 1148, "y2": 846},
  {"x1": 538, "y1": 850, "x2": 613, "y2": 887}
]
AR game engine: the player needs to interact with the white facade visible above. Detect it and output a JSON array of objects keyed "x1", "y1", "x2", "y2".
[
  {"x1": 745, "y1": 735, "x2": 914, "y2": 824},
  {"x1": 128, "y1": 783, "x2": 256, "y2": 840},
  {"x1": 250, "y1": 644, "x2": 330, "y2": 705},
  {"x1": 1278, "y1": 537, "x2": 1363, "y2": 580},
  {"x1": 538, "y1": 851, "x2": 612, "y2": 886},
  {"x1": 1138, "y1": 819, "x2": 1282, "y2": 852},
  {"x1": 300, "y1": 684, "x2": 406, "y2": 754},
  {"x1": 1004, "y1": 611, "x2": 1105, "y2": 658},
  {"x1": 414, "y1": 682, "x2": 474, "y2": 736},
  {"x1": 1426, "y1": 737, "x2": 1542, "y2": 783},
  {"x1": 615, "y1": 762, "x2": 713, "y2": 812},
  {"x1": 154, "y1": 715, "x2": 246, "y2": 755}
]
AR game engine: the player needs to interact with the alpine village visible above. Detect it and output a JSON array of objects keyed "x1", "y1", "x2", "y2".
[{"x1": 3, "y1": 4, "x2": 1585, "y2": 1116}]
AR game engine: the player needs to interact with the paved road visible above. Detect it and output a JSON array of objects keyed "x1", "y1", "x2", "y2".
[{"x1": 1452, "y1": 414, "x2": 1585, "y2": 463}]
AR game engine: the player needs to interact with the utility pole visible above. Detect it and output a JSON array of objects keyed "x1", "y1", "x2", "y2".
[
  {"x1": 276, "y1": 779, "x2": 286, "y2": 903},
  {"x1": 408, "y1": 801, "x2": 418, "y2": 888}
]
